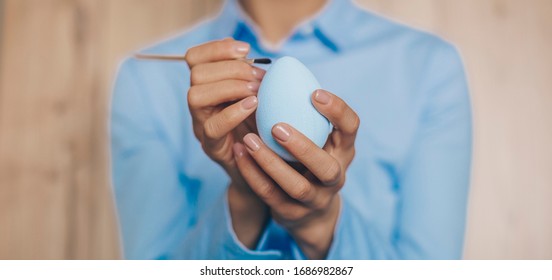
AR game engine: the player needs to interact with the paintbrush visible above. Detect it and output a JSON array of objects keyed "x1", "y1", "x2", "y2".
[{"x1": 134, "y1": 53, "x2": 272, "y2": 64}]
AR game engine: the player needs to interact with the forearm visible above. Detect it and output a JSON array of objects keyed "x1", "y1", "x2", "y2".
[
  {"x1": 287, "y1": 195, "x2": 341, "y2": 259},
  {"x1": 228, "y1": 183, "x2": 269, "y2": 249}
]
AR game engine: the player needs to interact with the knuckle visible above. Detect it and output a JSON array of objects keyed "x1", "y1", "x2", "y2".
[
  {"x1": 321, "y1": 161, "x2": 341, "y2": 186},
  {"x1": 291, "y1": 179, "x2": 312, "y2": 202},
  {"x1": 189, "y1": 66, "x2": 203, "y2": 85},
  {"x1": 334, "y1": 100, "x2": 348, "y2": 117},
  {"x1": 294, "y1": 140, "x2": 314, "y2": 159},
  {"x1": 203, "y1": 118, "x2": 221, "y2": 139},
  {"x1": 210, "y1": 140, "x2": 232, "y2": 162},
  {"x1": 256, "y1": 181, "x2": 276, "y2": 200},
  {"x1": 353, "y1": 113, "x2": 361, "y2": 129},
  {"x1": 337, "y1": 174, "x2": 347, "y2": 191},
  {"x1": 312, "y1": 195, "x2": 331, "y2": 211},
  {"x1": 184, "y1": 48, "x2": 196, "y2": 66},
  {"x1": 214, "y1": 40, "x2": 233, "y2": 57},
  {"x1": 187, "y1": 87, "x2": 200, "y2": 108},
  {"x1": 349, "y1": 113, "x2": 361, "y2": 133}
]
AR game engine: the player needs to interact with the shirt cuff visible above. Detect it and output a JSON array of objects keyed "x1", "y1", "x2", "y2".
[{"x1": 290, "y1": 239, "x2": 308, "y2": 260}]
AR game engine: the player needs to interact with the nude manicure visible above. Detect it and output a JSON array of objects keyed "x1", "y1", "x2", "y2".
[
  {"x1": 252, "y1": 68, "x2": 266, "y2": 80},
  {"x1": 243, "y1": 134, "x2": 261, "y2": 151},
  {"x1": 314, "y1": 89, "x2": 331, "y2": 104},
  {"x1": 235, "y1": 42, "x2": 250, "y2": 54},
  {"x1": 242, "y1": 96, "x2": 258, "y2": 110},
  {"x1": 232, "y1": 143, "x2": 245, "y2": 158},
  {"x1": 247, "y1": 82, "x2": 260, "y2": 92},
  {"x1": 273, "y1": 124, "x2": 291, "y2": 142}
]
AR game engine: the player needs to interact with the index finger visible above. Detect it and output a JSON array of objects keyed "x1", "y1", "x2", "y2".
[
  {"x1": 272, "y1": 123, "x2": 343, "y2": 187},
  {"x1": 185, "y1": 38, "x2": 250, "y2": 68},
  {"x1": 243, "y1": 133, "x2": 318, "y2": 205}
]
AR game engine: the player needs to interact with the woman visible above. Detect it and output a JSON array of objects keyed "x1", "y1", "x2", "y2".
[{"x1": 111, "y1": 0, "x2": 472, "y2": 259}]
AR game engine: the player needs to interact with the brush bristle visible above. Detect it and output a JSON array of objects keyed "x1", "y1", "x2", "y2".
[{"x1": 253, "y1": 58, "x2": 272, "y2": 64}]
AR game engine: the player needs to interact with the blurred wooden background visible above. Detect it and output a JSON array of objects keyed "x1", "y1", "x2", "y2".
[{"x1": 0, "y1": 0, "x2": 550, "y2": 259}]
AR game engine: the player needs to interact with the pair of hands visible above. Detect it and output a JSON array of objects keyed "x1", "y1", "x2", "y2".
[{"x1": 185, "y1": 38, "x2": 360, "y2": 259}]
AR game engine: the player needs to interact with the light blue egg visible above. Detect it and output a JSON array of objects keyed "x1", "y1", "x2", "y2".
[{"x1": 256, "y1": 56, "x2": 331, "y2": 161}]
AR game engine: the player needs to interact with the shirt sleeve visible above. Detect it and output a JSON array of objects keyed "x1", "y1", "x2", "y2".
[
  {"x1": 110, "y1": 59, "x2": 282, "y2": 259},
  {"x1": 323, "y1": 41, "x2": 472, "y2": 260}
]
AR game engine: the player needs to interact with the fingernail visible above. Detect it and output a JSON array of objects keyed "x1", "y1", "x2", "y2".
[
  {"x1": 272, "y1": 124, "x2": 291, "y2": 142},
  {"x1": 241, "y1": 96, "x2": 257, "y2": 110},
  {"x1": 233, "y1": 143, "x2": 245, "y2": 158},
  {"x1": 247, "y1": 82, "x2": 260, "y2": 92},
  {"x1": 252, "y1": 68, "x2": 266, "y2": 80},
  {"x1": 235, "y1": 42, "x2": 250, "y2": 54},
  {"x1": 243, "y1": 134, "x2": 261, "y2": 151},
  {"x1": 314, "y1": 89, "x2": 330, "y2": 104}
]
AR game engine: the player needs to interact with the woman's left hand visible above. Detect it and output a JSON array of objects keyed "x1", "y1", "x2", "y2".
[{"x1": 233, "y1": 89, "x2": 360, "y2": 259}]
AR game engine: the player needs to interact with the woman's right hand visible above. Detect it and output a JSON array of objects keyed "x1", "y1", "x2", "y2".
[
  {"x1": 186, "y1": 38, "x2": 264, "y2": 188},
  {"x1": 185, "y1": 38, "x2": 267, "y2": 247}
]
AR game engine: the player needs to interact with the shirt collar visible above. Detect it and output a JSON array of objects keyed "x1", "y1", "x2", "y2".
[{"x1": 210, "y1": 0, "x2": 362, "y2": 53}]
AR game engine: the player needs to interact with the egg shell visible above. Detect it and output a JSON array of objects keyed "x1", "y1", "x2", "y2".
[{"x1": 256, "y1": 56, "x2": 331, "y2": 161}]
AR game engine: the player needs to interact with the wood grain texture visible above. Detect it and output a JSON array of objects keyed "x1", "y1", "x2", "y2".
[
  {"x1": 0, "y1": 0, "x2": 550, "y2": 259},
  {"x1": 356, "y1": 0, "x2": 552, "y2": 260},
  {"x1": 0, "y1": 0, "x2": 221, "y2": 260}
]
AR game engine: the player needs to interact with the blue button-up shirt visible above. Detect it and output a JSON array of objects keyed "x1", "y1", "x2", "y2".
[{"x1": 111, "y1": 0, "x2": 471, "y2": 259}]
